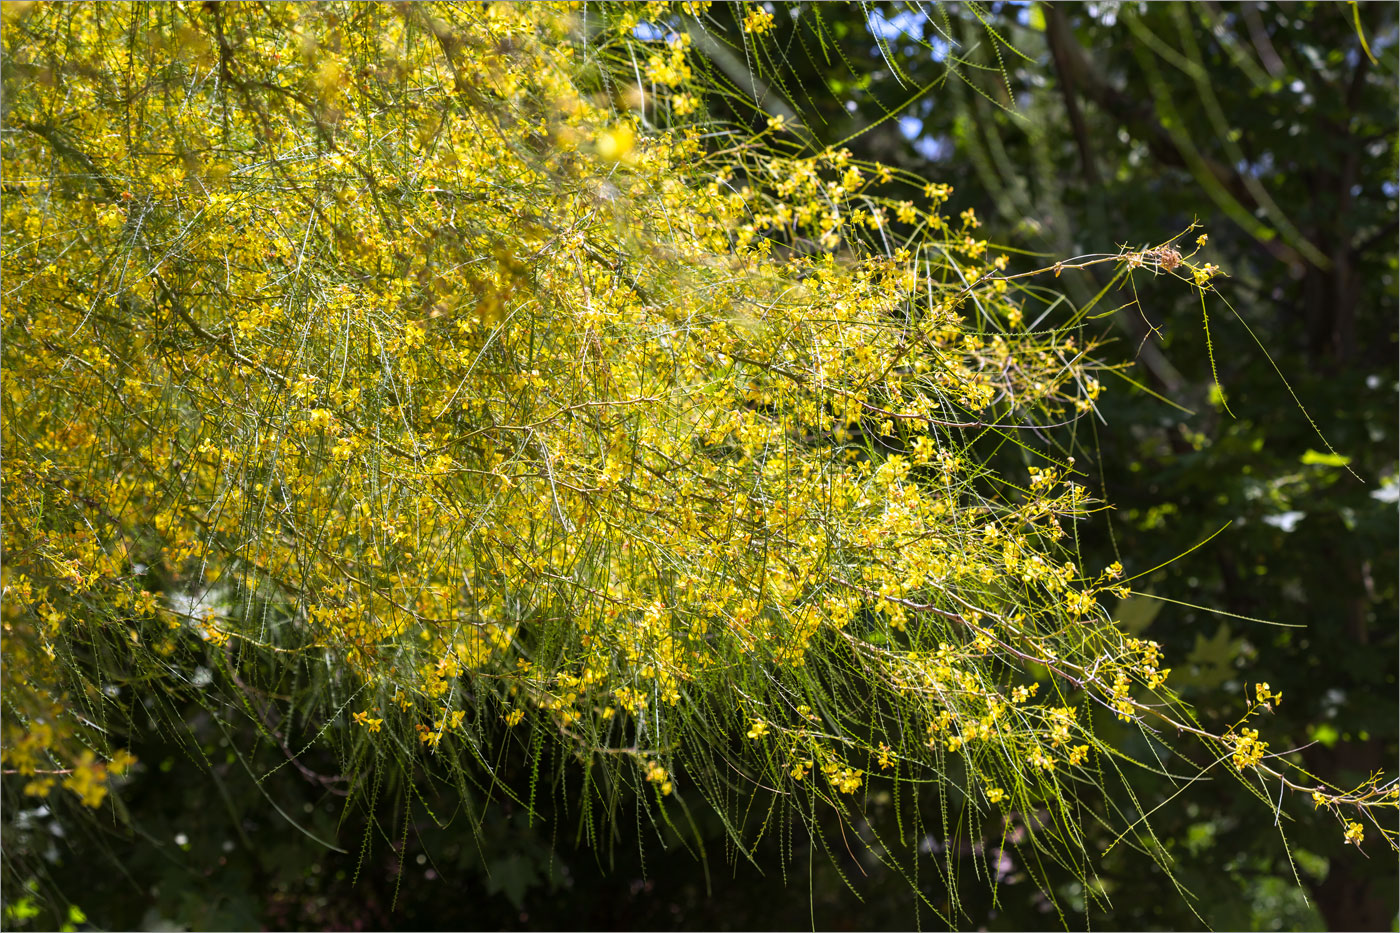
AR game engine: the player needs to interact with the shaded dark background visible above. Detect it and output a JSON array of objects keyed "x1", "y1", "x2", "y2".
[{"x1": 4, "y1": 2, "x2": 1396, "y2": 930}]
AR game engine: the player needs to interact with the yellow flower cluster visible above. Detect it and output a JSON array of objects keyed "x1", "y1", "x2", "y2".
[
  {"x1": 0, "y1": 0, "x2": 1391, "y2": 867},
  {"x1": 824, "y1": 763, "x2": 864, "y2": 795},
  {"x1": 644, "y1": 760, "x2": 674, "y2": 796},
  {"x1": 742, "y1": 8, "x2": 775, "y2": 34}
]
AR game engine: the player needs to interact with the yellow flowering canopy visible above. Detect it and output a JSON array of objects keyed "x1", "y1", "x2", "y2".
[{"x1": 1, "y1": 0, "x2": 1392, "y2": 900}]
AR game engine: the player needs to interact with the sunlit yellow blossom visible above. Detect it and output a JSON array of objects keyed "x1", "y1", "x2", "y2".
[
  {"x1": 1230, "y1": 728, "x2": 1268, "y2": 770},
  {"x1": 743, "y1": 8, "x2": 775, "y2": 34}
]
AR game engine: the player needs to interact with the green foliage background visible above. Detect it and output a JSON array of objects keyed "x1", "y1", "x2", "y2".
[{"x1": 2, "y1": 2, "x2": 1396, "y2": 931}]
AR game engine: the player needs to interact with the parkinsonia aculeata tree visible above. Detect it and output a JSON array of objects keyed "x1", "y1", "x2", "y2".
[{"x1": 1, "y1": 1, "x2": 1393, "y2": 919}]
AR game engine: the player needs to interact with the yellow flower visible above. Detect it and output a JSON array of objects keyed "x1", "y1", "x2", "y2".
[
  {"x1": 644, "y1": 760, "x2": 671, "y2": 795},
  {"x1": 1010, "y1": 683, "x2": 1038, "y2": 704},
  {"x1": 1192, "y1": 263, "x2": 1221, "y2": 286},
  {"x1": 986, "y1": 786, "x2": 1006, "y2": 804},
  {"x1": 352, "y1": 710, "x2": 384, "y2": 733},
  {"x1": 830, "y1": 767, "x2": 862, "y2": 794},
  {"x1": 107, "y1": 750, "x2": 137, "y2": 776},
  {"x1": 1344, "y1": 821, "x2": 1364, "y2": 846},
  {"x1": 24, "y1": 777, "x2": 56, "y2": 798},
  {"x1": 596, "y1": 124, "x2": 636, "y2": 164},
  {"x1": 742, "y1": 8, "x2": 775, "y2": 34},
  {"x1": 62, "y1": 751, "x2": 108, "y2": 808},
  {"x1": 746, "y1": 719, "x2": 769, "y2": 740}
]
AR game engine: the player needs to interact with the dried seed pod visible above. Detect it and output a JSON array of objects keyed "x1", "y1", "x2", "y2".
[{"x1": 1151, "y1": 246, "x2": 1183, "y2": 271}]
